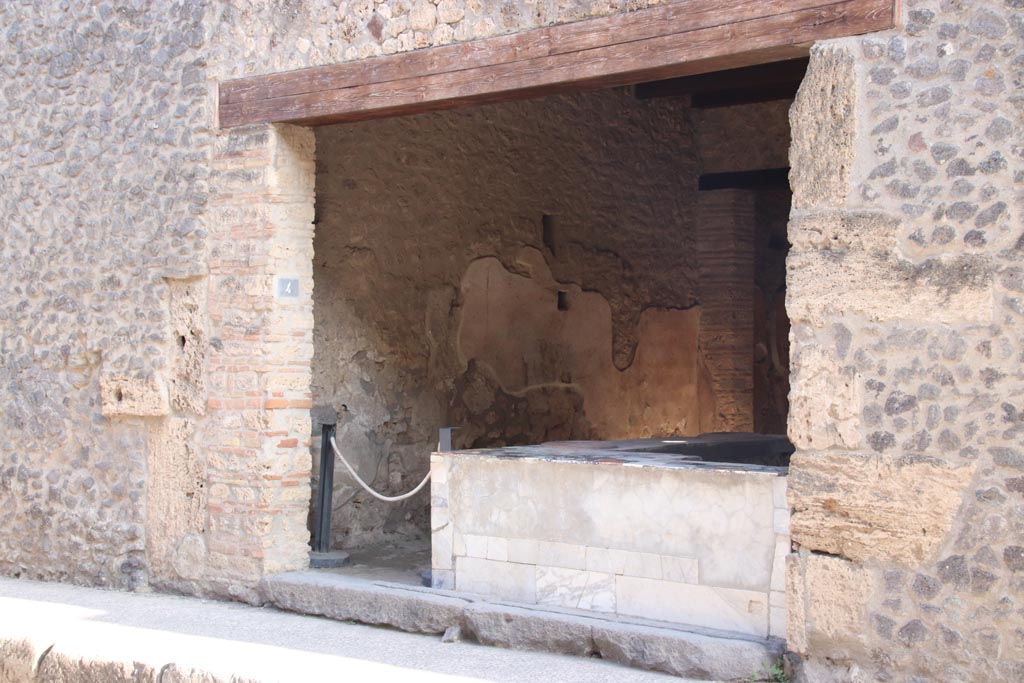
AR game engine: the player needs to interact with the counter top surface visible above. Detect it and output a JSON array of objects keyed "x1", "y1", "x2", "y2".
[{"x1": 436, "y1": 436, "x2": 789, "y2": 475}]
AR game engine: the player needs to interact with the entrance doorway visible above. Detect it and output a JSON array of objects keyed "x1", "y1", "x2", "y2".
[
  {"x1": 307, "y1": 66, "x2": 797, "y2": 590},
  {"x1": 212, "y1": 0, "x2": 895, "y2": 637}
]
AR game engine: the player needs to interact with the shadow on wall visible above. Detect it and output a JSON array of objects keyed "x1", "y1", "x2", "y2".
[
  {"x1": 309, "y1": 88, "x2": 792, "y2": 550},
  {"x1": 455, "y1": 247, "x2": 714, "y2": 444},
  {"x1": 310, "y1": 87, "x2": 702, "y2": 549}
]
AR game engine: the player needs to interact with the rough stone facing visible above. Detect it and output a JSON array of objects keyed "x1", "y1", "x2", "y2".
[
  {"x1": 0, "y1": 1, "x2": 211, "y2": 590},
  {"x1": 1, "y1": 1, "x2": 1022, "y2": 681},
  {"x1": 786, "y1": 1, "x2": 1024, "y2": 681},
  {"x1": 786, "y1": 212, "x2": 994, "y2": 326},
  {"x1": 789, "y1": 44, "x2": 858, "y2": 210},
  {"x1": 0, "y1": 0, "x2": 752, "y2": 602},
  {"x1": 788, "y1": 452, "x2": 975, "y2": 565},
  {"x1": 262, "y1": 571, "x2": 469, "y2": 635}
]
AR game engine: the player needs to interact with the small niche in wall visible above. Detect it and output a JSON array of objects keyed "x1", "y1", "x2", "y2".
[
  {"x1": 542, "y1": 214, "x2": 557, "y2": 255},
  {"x1": 557, "y1": 290, "x2": 569, "y2": 311}
]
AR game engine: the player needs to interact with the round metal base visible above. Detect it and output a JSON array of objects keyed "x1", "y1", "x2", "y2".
[{"x1": 309, "y1": 550, "x2": 351, "y2": 569}]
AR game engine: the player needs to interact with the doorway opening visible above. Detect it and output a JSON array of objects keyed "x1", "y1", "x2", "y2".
[{"x1": 306, "y1": 59, "x2": 800, "y2": 594}]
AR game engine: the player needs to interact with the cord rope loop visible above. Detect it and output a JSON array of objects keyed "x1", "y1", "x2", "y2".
[{"x1": 329, "y1": 436, "x2": 431, "y2": 502}]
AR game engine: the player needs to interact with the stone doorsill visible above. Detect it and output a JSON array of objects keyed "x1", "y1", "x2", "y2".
[{"x1": 261, "y1": 570, "x2": 785, "y2": 682}]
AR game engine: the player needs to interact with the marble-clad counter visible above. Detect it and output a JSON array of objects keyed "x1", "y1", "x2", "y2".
[{"x1": 431, "y1": 437, "x2": 789, "y2": 639}]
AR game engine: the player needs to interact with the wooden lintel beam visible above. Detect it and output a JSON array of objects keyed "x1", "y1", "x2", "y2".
[
  {"x1": 634, "y1": 57, "x2": 809, "y2": 101},
  {"x1": 218, "y1": 0, "x2": 896, "y2": 128}
]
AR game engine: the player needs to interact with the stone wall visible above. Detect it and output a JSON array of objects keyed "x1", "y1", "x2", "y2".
[
  {"x1": 206, "y1": 0, "x2": 681, "y2": 80},
  {"x1": 0, "y1": 2, "x2": 211, "y2": 589},
  {"x1": 785, "y1": 2, "x2": 1023, "y2": 681},
  {"x1": 14, "y1": 3, "x2": 1021, "y2": 680},
  {"x1": 0, "y1": 0, "x2": 791, "y2": 598}
]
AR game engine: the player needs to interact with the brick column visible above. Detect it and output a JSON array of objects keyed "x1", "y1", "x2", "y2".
[
  {"x1": 205, "y1": 123, "x2": 316, "y2": 595},
  {"x1": 697, "y1": 190, "x2": 755, "y2": 432}
]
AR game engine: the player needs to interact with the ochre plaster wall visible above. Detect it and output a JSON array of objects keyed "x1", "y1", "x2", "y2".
[{"x1": 311, "y1": 88, "x2": 718, "y2": 548}]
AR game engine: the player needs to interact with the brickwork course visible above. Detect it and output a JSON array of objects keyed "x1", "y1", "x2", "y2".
[{"x1": 0, "y1": 1, "x2": 1022, "y2": 682}]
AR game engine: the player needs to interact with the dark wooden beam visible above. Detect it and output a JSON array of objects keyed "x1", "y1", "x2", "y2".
[
  {"x1": 634, "y1": 57, "x2": 809, "y2": 106},
  {"x1": 219, "y1": 0, "x2": 896, "y2": 128},
  {"x1": 690, "y1": 84, "x2": 801, "y2": 108},
  {"x1": 698, "y1": 168, "x2": 791, "y2": 191}
]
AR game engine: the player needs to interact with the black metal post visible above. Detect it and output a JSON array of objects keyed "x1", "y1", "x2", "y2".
[{"x1": 314, "y1": 423, "x2": 336, "y2": 554}]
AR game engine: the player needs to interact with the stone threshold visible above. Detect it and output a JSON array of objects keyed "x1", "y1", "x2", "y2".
[{"x1": 262, "y1": 571, "x2": 786, "y2": 682}]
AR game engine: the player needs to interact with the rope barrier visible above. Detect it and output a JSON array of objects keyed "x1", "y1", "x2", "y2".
[{"x1": 329, "y1": 435, "x2": 431, "y2": 502}]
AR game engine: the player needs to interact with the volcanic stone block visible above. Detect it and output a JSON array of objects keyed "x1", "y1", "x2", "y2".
[{"x1": 789, "y1": 452, "x2": 975, "y2": 565}]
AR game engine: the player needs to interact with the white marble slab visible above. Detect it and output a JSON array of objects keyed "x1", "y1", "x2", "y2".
[
  {"x1": 507, "y1": 538, "x2": 539, "y2": 564},
  {"x1": 486, "y1": 536, "x2": 508, "y2": 562},
  {"x1": 536, "y1": 540, "x2": 587, "y2": 570},
  {"x1": 615, "y1": 575, "x2": 769, "y2": 637},
  {"x1": 535, "y1": 566, "x2": 615, "y2": 612},
  {"x1": 456, "y1": 557, "x2": 536, "y2": 603},
  {"x1": 446, "y1": 455, "x2": 778, "y2": 592},
  {"x1": 661, "y1": 555, "x2": 699, "y2": 584},
  {"x1": 436, "y1": 446, "x2": 788, "y2": 635},
  {"x1": 771, "y1": 537, "x2": 790, "y2": 592},
  {"x1": 770, "y1": 606, "x2": 787, "y2": 639},
  {"x1": 464, "y1": 534, "x2": 488, "y2": 559}
]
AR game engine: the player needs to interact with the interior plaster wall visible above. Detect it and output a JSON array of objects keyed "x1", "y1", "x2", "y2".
[
  {"x1": 785, "y1": 3, "x2": 1024, "y2": 681},
  {"x1": 312, "y1": 88, "x2": 711, "y2": 549}
]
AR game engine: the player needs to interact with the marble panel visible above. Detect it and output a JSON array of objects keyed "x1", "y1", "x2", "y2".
[
  {"x1": 536, "y1": 540, "x2": 587, "y2": 570},
  {"x1": 486, "y1": 536, "x2": 508, "y2": 562},
  {"x1": 616, "y1": 575, "x2": 769, "y2": 637},
  {"x1": 773, "y1": 476, "x2": 787, "y2": 509},
  {"x1": 661, "y1": 555, "x2": 699, "y2": 584},
  {"x1": 456, "y1": 557, "x2": 536, "y2": 603},
  {"x1": 770, "y1": 606, "x2": 787, "y2": 639},
  {"x1": 774, "y1": 508, "x2": 790, "y2": 535},
  {"x1": 432, "y1": 569, "x2": 455, "y2": 590},
  {"x1": 507, "y1": 538, "x2": 538, "y2": 565},
  {"x1": 432, "y1": 523, "x2": 453, "y2": 571},
  {"x1": 535, "y1": 565, "x2": 616, "y2": 612},
  {"x1": 464, "y1": 534, "x2": 488, "y2": 559},
  {"x1": 771, "y1": 537, "x2": 790, "y2": 592},
  {"x1": 446, "y1": 454, "x2": 778, "y2": 592}
]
